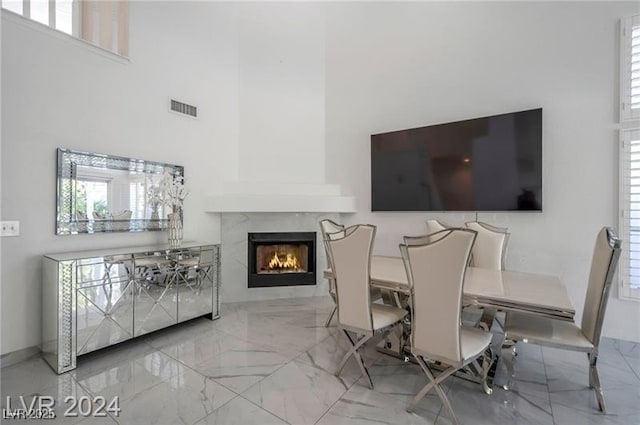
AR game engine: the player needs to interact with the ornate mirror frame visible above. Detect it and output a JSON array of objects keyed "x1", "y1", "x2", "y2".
[{"x1": 56, "y1": 148, "x2": 184, "y2": 235}]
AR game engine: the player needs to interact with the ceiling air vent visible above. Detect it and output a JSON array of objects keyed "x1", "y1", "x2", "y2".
[{"x1": 170, "y1": 99, "x2": 197, "y2": 118}]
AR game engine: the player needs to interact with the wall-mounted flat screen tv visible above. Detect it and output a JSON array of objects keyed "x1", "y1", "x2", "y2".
[{"x1": 371, "y1": 108, "x2": 542, "y2": 212}]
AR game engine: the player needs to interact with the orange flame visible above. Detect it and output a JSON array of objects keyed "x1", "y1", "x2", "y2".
[{"x1": 267, "y1": 252, "x2": 300, "y2": 270}]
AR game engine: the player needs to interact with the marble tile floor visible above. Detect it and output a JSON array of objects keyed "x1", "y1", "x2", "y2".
[{"x1": 1, "y1": 296, "x2": 639, "y2": 425}]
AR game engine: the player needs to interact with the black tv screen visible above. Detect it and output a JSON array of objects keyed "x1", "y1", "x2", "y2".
[{"x1": 371, "y1": 108, "x2": 542, "y2": 211}]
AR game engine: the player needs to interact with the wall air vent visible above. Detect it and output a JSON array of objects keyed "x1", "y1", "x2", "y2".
[{"x1": 170, "y1": 99, "x2": 197, "y2": 118}]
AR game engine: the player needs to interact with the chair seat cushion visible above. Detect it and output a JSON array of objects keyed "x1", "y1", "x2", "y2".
[
  {"x1": 460, "y1": 326, "x2": 492, "y2": 363},
  {"x1": 371, "y1": 303, "x2": 407, "y2": 330},
  {"x1": 505, "y1": 312, "x2": 593, "y2": 350}
]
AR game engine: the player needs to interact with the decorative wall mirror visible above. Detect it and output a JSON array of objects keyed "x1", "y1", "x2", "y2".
[{"x1": 56, "y1": 148, "x2": 184, "y2": 235}]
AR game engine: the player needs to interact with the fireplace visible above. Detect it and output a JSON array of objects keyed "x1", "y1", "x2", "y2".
[{"x1": 248, "y1": 232, "x2": 316, "y2": 288}]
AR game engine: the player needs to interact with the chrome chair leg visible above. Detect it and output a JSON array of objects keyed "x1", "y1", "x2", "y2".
[
  {"x1": 324, "y1": 306, "x2": 336, "y2": 328},
  {"x1": 478, "y1": 308, "x2": 497, "y2": 332},
  {"x1": 493, "y1": 311, "x2": 506, "y2": 332},
  {"x1": 501, "y1": 340, "x2": 517, "y2": 390},
  {"x1": 341, "y1": 331, "x2": 372, "y2": 386},
  {"x1": 380, "y1": 289, "x2": 396, "y2": 306},
  {"x1": 354, "y1": 349, "x2": 373, "y2": 389},
  {"x1": 337, "y1": 330, "x2": 373, "y2": 388},
  {"x1": 325, "y1": 278, "x2": 337, "y2": 328},
  {"x1": 460, "y1": 352, "x2": 493, "y2": 395},
  {"x1": 480, "y1": 347, "x2": 494, "y2": 395},
  {"x1": 409, "y1": 355, "x2": 459, "y2": 425},
  {"x1": 393, "y1": 292, "x2": 403, "y2": 309},
  {"x1": 588, "y1": 353, "x2": 607, "y2": 413}
]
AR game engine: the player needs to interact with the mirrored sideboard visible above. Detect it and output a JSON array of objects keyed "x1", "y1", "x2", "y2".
[{"x1": 42, "y1": 243, "x2": 220, "y2": 374}]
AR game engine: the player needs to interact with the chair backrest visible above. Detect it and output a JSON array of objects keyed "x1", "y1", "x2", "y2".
[
  {"x1": 325, "y1": 224, "x2": 376, "y2": 333},
  {"x1": 426, "y1": 219, "x2": 452, "y2": 242},
  {"x1": 405, "y1": 227, "x2": 459, "y2": 246},
  {"x1": 400, "y1": 228, "x2": 476, "y2": 365},
  {"x1": 319, "y1": 219, "x2": 345, "y2": 295},
  {"x1": 580, "y1": 227, "x2": 621, "y2": 346},
  {"x1": 426, "y1": 219, "x2": 451, "y2": 233},
  {"x1": 320, "y1": 219, "x2": 345, "y2": 241},
  {"x1": 465, "y1": 221, "x2": 509, "y2": 270}
]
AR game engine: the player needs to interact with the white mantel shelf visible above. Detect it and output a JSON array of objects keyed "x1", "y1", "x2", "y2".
[
  {"x1": 205, "y1": 194, "x2": 356, "y2": 213},
  {"x1": 204, "y1": 182, "x2": 357, "y2": 213}
]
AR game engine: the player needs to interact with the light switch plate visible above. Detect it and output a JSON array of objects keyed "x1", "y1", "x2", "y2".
[{"x1": 1, "y1": 221, "x2": 20, "y2": 237}]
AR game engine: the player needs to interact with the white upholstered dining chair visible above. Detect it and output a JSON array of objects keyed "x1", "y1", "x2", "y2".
[
  {"x1": 325, "y1": 224, "x2": 408, "y2": 389},
  {"x1": 319, "y1": 219, "x2": 345, "y2": 327},
  {"x1": 400, "y1": 229, "x2": 492, "y2": 424},
  {"x1": 464, "y1": 221, "x2": 510, "y2": 330},
  {"x1": 501, "y1": 227, "x2": 621, "y2": 413},
  {"x1": 464, "y1": 221, "x2": 510, "y2": 270},
  {"x1": 425, "y1": 219, "x2": 454, "y2": 243},
  {"x1": 320, "y1": 219, "x2": 384, "y2": 327},
  {"x1": 425, "y1": 218, "x2": 451, "y2": 234}
]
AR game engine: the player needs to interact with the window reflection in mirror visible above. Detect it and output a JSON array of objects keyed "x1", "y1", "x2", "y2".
[{"x1": 57, "y1": 148, "x2": 183, "y2": 235}]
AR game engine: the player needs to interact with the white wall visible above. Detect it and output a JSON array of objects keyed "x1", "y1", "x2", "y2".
[
  {"x1": 235, "y1": 2, "x2": 326, "y2": 185},
  {"x1": 0, "y1": 2, "x2": 234, "y2": 355},
  {"x1": 325, "y1": 1, "x2": 640, "y2": 342}
]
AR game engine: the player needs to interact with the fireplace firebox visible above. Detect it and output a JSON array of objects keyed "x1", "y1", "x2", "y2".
[{"x1": 248, "y1": 232, "x2": 316, "y2": 288}]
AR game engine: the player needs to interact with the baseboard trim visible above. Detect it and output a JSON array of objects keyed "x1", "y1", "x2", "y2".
[{"x1": 0, "y1": 345, "x2": 41, "y2": 369}]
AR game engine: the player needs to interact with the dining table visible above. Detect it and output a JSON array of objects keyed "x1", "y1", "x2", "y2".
[
  {"x1": 323, "y1": 255, "x2": 576, "y2": 391},
  {"x1": 355, "y1": 255, "x2": 575, "y2": 320}
]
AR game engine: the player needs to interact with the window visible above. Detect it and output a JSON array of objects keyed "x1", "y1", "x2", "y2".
[
  {"x1": 621, "y1": 15, "x2": 640, "y2": 121},
  {"x1": 3, "y1": 0, "x2": 74, "y2": 35},
  {"x1": 620, "y1": 15, "x2": 640, "y2": 300},
  {"x1": 620, "y1": 130, "x2": 640, "y2": 298},
  {"x1": 2, "y1": 0, "x2": 22, "y2": 15},
  {"x1": 55, "y1": 0, "x2": 73, "y2": 35},
  {"x1": 1, "y1": 0, "x2": 128, "y2": 57}
]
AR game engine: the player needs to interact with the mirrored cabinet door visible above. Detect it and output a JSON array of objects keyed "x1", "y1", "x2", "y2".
[
  {"x1": 177, "y1": 246, "x2": 216, "y2": 322},
  {"x1": 133, "y1": 252, "x2": 178, "y2": 337},
  {"x1": 76, "y1": 256, "x2": 134, "y2": 355}
]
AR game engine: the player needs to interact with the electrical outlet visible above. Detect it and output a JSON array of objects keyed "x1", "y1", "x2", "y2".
[{"x1": 1, "y1": 221, "x2": 20, "y2": 237}]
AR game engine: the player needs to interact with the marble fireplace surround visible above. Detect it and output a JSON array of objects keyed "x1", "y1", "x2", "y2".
[{"x1": 220, "y1": 213, "x2": 341, "y2": 303}]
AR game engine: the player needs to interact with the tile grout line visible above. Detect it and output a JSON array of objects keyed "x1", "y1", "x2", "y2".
[
  {"x1": 619, "y1": 353, "x2": 640, "y2": 382},
  {"x1": 144, "y1": 323, "x2": 295, "y2": 394},
  {"x1": 96, "y1": 335, "x2": 238, "y2": 424},
  {"x1": 311, "y1": 379, "x2": 356, "y2": 425},
  {"x1": 540, "y1": 346, "x2": 558, "y2": 425},
  {"x1": 71, "y1": 374, "x2": 123, "y2": 425},
  {"x1": 236, "y1": 393, "x2": 293, "y2": 425},
  {"x1": 232, "y1": 357, "x2": 299, "y2": 425},
  {"x1": 236, "y1": 330, "x2": 354, "y2": 425},
  {"x1": 98, "y1": 334, "x2": 285, "y2": 424}
]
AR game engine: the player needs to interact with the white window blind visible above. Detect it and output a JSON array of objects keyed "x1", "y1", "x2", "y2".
[
  {"x1": 129, "y1": 181, "x2": 146, "y2": 220},
  {"x1": 1, "y1": 0, "x2": 128, "y2": 57},
  {"x1": 620, "y1": 129, "x2": 640, "y2": 299},
  {"x1": 621, "y1": 15, "x2": 640, "y2": 121}
]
